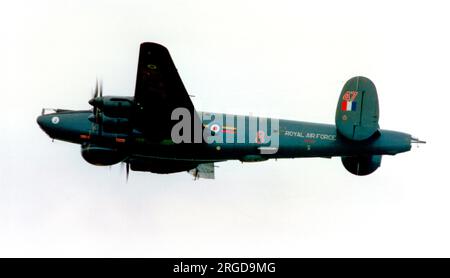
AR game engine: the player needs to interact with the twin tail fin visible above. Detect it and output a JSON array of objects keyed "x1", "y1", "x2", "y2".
[{"x1": 335, "y1": 76, "x2": 379, "y2": 141}]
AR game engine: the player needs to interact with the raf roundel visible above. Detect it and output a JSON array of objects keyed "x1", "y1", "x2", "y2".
[
  {"x1": 210, "y1": 123, "x2": 221, "y2": 133},
  {"x1": 51, "y1": 116, "x2": 60, "y2": 124}
]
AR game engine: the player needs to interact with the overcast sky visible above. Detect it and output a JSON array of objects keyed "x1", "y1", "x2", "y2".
[{"x1": 0, "y1": 0, "x2": 448, "y2": 257}]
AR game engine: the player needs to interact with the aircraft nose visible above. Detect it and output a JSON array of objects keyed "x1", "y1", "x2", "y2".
[
  {"x1": 37, "y1": 114, "x2": 59, "y2": 137},
  {"x1": 36, "y1": 114, "x2": 45, "y2": 129}
]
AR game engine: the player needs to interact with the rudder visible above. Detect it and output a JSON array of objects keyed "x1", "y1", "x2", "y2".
[{"x1": 335, "y1": 76, "x2": 379, "y2": 141}]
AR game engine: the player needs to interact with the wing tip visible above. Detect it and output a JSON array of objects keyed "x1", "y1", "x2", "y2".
[{"x1": 140, "y1": 42, "x2": 168, "y2": 50}]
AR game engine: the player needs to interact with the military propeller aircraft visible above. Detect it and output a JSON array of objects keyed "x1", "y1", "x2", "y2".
[{"x1": 37, "y1": 42, "x2": 425, "y2": 179}]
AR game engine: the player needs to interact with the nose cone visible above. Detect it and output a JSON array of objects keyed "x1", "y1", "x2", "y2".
[
  {"x1": 36, "y1": 114, "x2": 45, "y2": 129},
  {"x1": 37, "y1": 114, "x2": 59, "y2": 137}
]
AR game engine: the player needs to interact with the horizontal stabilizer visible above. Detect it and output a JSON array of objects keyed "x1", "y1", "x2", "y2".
[{"x1": 335, "y1": 76, "x2": 380, "y2": 141}]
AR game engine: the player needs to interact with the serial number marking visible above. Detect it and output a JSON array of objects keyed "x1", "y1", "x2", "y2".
[
  {"x1": 284, "y1": 130, "x2": 336, "y2": 141},
  {"x1": 217, "y1": 262, "x2": 276, "y2": 273}
]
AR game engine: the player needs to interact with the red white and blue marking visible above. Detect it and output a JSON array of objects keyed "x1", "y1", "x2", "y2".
[
  {"x1": 341, "y1": 101, "x2": 357, "y2": 111},
  {"x1": 209, "y1": 123, "x2": 221, "y2": 133}
]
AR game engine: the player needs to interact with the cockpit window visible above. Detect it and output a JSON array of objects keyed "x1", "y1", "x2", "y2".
[{"x1": 41, "y1": 108, "x2": 58, "y2": 115}]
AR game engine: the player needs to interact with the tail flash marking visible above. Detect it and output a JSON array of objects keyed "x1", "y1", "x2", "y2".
[{"x1": 341, "y1": 101, "x2": 357, "y2": 111}]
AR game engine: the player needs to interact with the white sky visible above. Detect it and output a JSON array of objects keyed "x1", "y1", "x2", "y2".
[{"x1": 0, "y1": 0, "x2": 448, "y2": 257}]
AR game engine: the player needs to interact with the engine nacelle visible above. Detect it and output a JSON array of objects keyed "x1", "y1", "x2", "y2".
[
  {"x1": 81, "y1": 144, "x2": 125, "y2": 166},
  {"x1": 341, "y1": 155, "x2": 382, "y2": 176},
  {"x1": 89, "y1": 96, "x2": 134, "y2": 117}
]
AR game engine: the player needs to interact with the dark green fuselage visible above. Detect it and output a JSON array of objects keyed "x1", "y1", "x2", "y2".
[{"x1": 37, "y1": 110, "x2": 411, "y2": 164}]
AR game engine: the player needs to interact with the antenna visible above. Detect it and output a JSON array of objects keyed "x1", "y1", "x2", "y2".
[{"x1": 411, "y1": 137, "x2": 426, "y2": 148}]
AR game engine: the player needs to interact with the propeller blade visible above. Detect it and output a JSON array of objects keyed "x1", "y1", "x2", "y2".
[
  {"x1": 120, "y1": 160, "x2": 130, "y2": 182},
  {"x1": 95, "y1": 80, "x2": 101, "y2": 118},
  {"x1": 90, "y1": 80, "x2": 99, "y2": 106},
  {"x1": 88, "y1": 79, "x2": 103, "y2": 135},
  {"x1": 126, "y1": 161, "x2": 130, "y2": 182},
  {"x1": 99, "y1": 79, "x2": 103, "y2": 98},
  {"x1": 95, "y1": 79, "x2": 99, "y2": 98}
]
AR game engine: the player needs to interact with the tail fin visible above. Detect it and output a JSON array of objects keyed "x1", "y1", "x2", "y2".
[
  {"x1": 335, "y1": 76, "x2": 379, "y2": 141},
  {"x1": 342, "y1": 155, "x2": 382, "y2": 176}
]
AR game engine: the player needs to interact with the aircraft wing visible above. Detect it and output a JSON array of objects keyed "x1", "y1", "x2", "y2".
[{"x1": 133, "y1": 42, "x2": 200, "y2": 141}]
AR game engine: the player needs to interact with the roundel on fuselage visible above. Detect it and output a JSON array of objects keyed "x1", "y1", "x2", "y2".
[{"x1": 209, "y1": 123, "x2": 221, "y2": 133}]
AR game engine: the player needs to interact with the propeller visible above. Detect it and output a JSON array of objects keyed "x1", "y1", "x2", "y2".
[
  {"x1": 120, "y1": 159, "x2": 130, "y2": 182},
  {"x1": 90, "y1": 79, "x2": 103, "y2": 114},
  {"x1": 89, "y1": 79, "x2": 103, "y2": 134},
  {"x1": 126, "y1": 161, "x2": 130, "y2": 181},
  {"x1": 91, "y1": 78, "x2": 103, "y2": 100}
]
